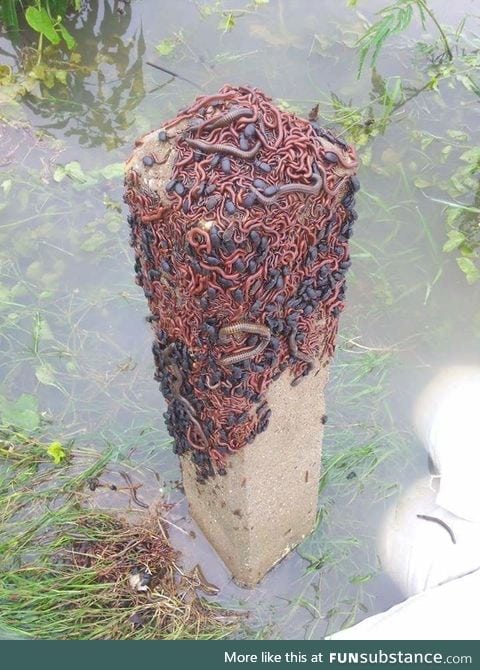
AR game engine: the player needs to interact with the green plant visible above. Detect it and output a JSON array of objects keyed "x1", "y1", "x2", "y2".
[
  {"x1": 1, "y1": 0, "x2": 79, "y2": 35},
  {"x1": 0, "y1": 1, "x2": 80, "y2": 98},
  {"x1": 25, "y1": 3, "x2": 77, "y2": 56},
  {"x1": 0, "y1": 426, "x2": 240, "y2": 639},
  {"x1": 410, "y1": 125, "x2": 480, "y2": 283},
  {"x1": 348, "y1": 1, "x2": 479, "y2": 283},
  {"x1": 442, "y1": 201, "x2": 480, "y2": 284},
  {"x1": 356, "y1": 0, "x2": 452, "y2": 77}
]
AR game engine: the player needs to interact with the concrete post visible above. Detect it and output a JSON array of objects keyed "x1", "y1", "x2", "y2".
[
  {"x1": 124, "y1": 85, "x2": 358, "y2": 586},
  {"x1": 181, "y1": 364, "x2": 329, "y2": 585}
]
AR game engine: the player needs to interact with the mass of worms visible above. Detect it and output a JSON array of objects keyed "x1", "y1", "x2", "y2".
[{"x1": 124, "y1": 85, "x2": 359, "y2": 482}]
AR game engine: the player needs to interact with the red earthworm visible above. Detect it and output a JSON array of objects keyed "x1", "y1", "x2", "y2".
[
  {"x1": 315, "y1": 164, "x2": 347, "y2": 197},
  {"x1": 149, "y1": 149, "x2": 172, "y2": 166},
  {"x1": 141, "y1": 208, "x2": 168, "y2": 223},
  {"x1": 127, "y1": 170, "x2": 140, "y2": 187},
  {"x1": 209, "y1": 448, "x2": 227, "y2": 466},
  {"x1": 262, "y1": 105, "x2": 284, "y2": 149},
  {"x1": 205, "y1": 375, "x2": 221, "y2": 390},
  {"x1": 186, "y1": 91, "x2": 236, "y2": 115},
  {"x1": 198, "y1": 262, "x2": 239, "y2": 280},
  {"x1": 324, "y1": 278, "x2": 346, "y2": 309},
  {"x1": 251, "y1": 122, "x2": 270, "y2": 149},
  {"x1": 188, "y1": 416, "x2": 209, "y2": 446},
  {"x1": 223, "y1": 249, "x2": 245, "y2": 268},
  {"x1": 186, "y1": 226, "x2": 212, "y2": 253},
  {"x1": 133, "y1": 192, "x2": 151, "y2": 211},
  {"x1": 244, "y1": 269, "x2": 264, "y2": 294},
  {"x1": 182, "y1": 137, "x2": 262, "y2": 160},
  {"x1": 175, "y1": 150, "x2": 197, "y2": 169},
  {"x1": 286, "y1": 162, "x2": 314, "y2": 181},
  {"x1": 221, "y1": 183, "x2": 238, "y2": 204}
]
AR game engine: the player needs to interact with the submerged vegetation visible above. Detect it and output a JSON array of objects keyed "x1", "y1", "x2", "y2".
[
  {"x1": 334, "y1": 1, "x2": 480, "y2": 282},
  {"x1": 0, "y1": 0, "x2": 479, "y2": 639},
  {"x1": 0, "y1": 426, "x2": 239, "y2": 639},
  {"x1": 0, "y1": 1, "x2": 79, "y2": 98},
  {"x1": 355, "y1": 0, "x2": 453, "y2": 76}
]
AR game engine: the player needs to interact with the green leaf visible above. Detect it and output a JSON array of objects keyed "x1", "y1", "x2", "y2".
[
  {"x1": 456, "y1": 73, "x2": 480, "y2": 97},
  {"x1": 445, "y1": 207, "x2": 461, "y2": 227},
  {"x1": 155, "y1": 35, "x2": 180, "y2": 56},
  {"x1": 414, "y1": 177, "x2": 431, "y2": 189},
  {"x1": 349, "y1": 573, "x2": 374, "y2": 584},
  {"x1": 100, "y1": 162, "x2": 124, "y2": 180},
  {"x1": 443, "y1": 230, "x2": 465, "y2": 253},
  {"x1": 219, "y1": 12, "x2": 236, "y2": 32},
  {"x1": 35, "y1": 364, "x2": 56, "y2": 386},
  {"x1": 32, "y1": 313, "x2": 55, "y2": 344},
  {"x1": 440, "y1": 145, "x2": 452, "y2": 160},
  {"x1": 356, "y1": 2, "x2": 414, "y2": 77},
  {"x1": 81, "y1": 230, "x2": 106, "y2": 252},
  {"x1": 63, "y1": 161, "x2": 86, "y2": 183},
  {"x1": 46, "y1": 441, "x2": 67, "y2": 464},
  {"x1": 1, "y1": 179, "x2": 12, "y2": 195},
  {"x1": 58, "y1": 23, "x2": 76, "y2": 50},
  {"x1": 53, "y1": 165, "x2": 66, "y2": 182},
  {"x1": 103, "y1": 194, "x2": 122, "y2": 213},
  {"x1": 457, "y1": 257, "x2": 480, "y2": 284},
  {"x1": 0, "y1": 393, "x2": 40, "y2": 432},
  {"x1": 0, "y1": 64, "x2": 13, "y2": 84},
  {"x1": 459, "y1": 147, "x2": 480, "y2": 165},
  {"x1": 25, "y1": 7, "x2": 61, "y2": 45},
  {"x1": 447, "y1": 129, "x2": 468, "y2": 141},
  {"x1": 54, "y1": 69, "x2": 68, "y2": 85}
]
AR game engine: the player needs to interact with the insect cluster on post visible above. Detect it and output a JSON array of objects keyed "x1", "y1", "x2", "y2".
[{"x1": 124, "y1": 85, "x2": 359, "y2": 482}]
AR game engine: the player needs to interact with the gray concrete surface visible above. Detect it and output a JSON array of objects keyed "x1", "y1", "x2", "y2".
[{"x1": 182, "y1": 362, "x2": 329, "y2": 587}]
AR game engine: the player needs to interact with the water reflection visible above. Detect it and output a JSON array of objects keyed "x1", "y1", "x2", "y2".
[{"x1": 20, "y1": 1, "x2": 146, "y2": 149}]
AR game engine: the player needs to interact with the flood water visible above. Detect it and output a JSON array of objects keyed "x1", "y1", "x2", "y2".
[{"x1": 1, "y1": 0, "x2": 479, "y2": 639}]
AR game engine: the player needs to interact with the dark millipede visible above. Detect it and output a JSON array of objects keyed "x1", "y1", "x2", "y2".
[
  {"x1": 124, "y1": 84, "x2": 359, "y2": 481},
  {"x1": 192, "y1": 106, "x2": 254, "y2": 132}
]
